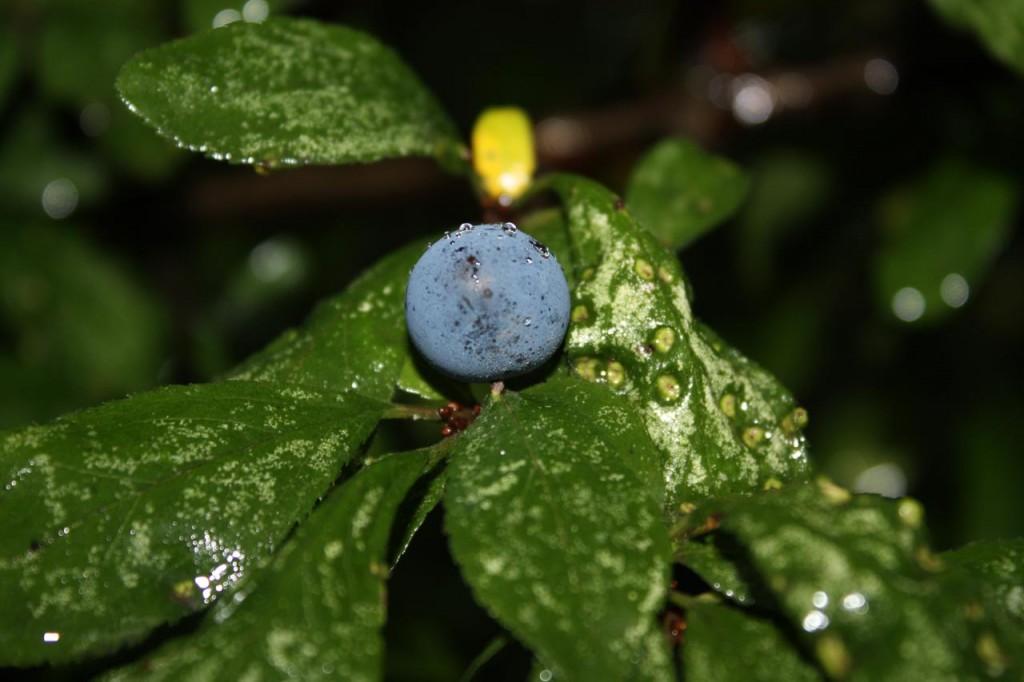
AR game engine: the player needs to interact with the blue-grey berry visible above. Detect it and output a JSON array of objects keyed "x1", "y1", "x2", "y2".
[{"x1": 405, "y1": 222, "x2": 570, "y2": 382}]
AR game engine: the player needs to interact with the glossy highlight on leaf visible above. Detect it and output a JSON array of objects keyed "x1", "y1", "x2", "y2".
[
  {"x1": 677, "y1": 482, "x2": 1022, "y2": 681},
  {"x1": 545, "y1": 173, "x2": 811, "y2": 507},
  {"x1": 626, "y1": 137, "x2": 750, "y2": 249},
  {"x1": 0, "y1": 381, "x2": 385, "y2": 665},
  {"x1": 444, "y1": 379, "x2": 674, "y2": 681},
  {"x1": 101, "y1": 451, "x2": 428, "y2": 682},
  {"x1": 227, "y1": 240, "x2": 423, "y2": 401},
  {"x1": 117, "y1": 18, "x2": 462, "y2": 167},
  {"x1": 681, "y1": 600, "x2": 819, "y2": 682}
]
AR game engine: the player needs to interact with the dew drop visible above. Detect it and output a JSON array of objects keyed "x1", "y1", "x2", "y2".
[
  {"x1": 458, "y1": 222, "x2": 473, "y2": 232},
  {"x1": 502, "y1": 222, "x2": 518, "y2": 235},
  {"x1": 524, "y1": 318, "x2": 532, "y2": 326}
]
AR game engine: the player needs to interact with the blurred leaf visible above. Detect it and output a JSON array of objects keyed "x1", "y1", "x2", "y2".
[
  {"x1": 626, "y1": 137, "x2": 750, "y2": 249},
  {"x1": 875, "y1": 158, "x2": 1018, "y2": 325},
  {"x1": 97, "y1": 102, "x2": 186, "y2": 182},
  {"x1": 228, "y1": 240, "x2": 422, "y2": 402},
  {"x1": 181, "y1": 0, "x2": 296, "y2": 34},
  {"x1": 955, "y1": 397, "x2": 1024, "y2": 542},
  {"x1": 545, "y1": 173, "x2": 811, "y2": 507},
  {"x1": 930, "y1": 0, "x2": 1024, "y2": 76},
  {"x1": 0, "y1": 23, "x2": 17, "y2": 109},
  {"x1": 445, "y1": 379, "x2": 674, "y2": 681},
  {"x1": 0, "y1": 109, "x2": 109, "y2": 213},
  {"x1": 677, "y1": 481, "x2": 1021, "y2": 680},
  {"x1": 0, "y1": 222, "x2": 166, "y2": 420},
  {"x1": 102, "y1": 450, "x2": 428, "y2": 681},
  {"x1": 944, "y1": 539, "x2": 1024, "y2": 624},
  {"x1": 736, "y1": 151, "x2": 832, "y2": 289},
  {"x1": 681, "y1": 600, "x2": 820, "y2": 682},
  {"x1": 118, "y1": 18, "x2": 464, "y2": 169},
  {"x1": 0, "y1": 381, "x2": 385, "y2": 665},
  {"x1": 36, "y1": 0, "x2": 164, "y2": 106}
]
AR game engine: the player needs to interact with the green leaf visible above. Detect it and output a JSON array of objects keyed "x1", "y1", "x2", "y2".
[
  {"x1": 736, "y1": 151, "x2": 832, "y2": 289},
  {"x1": 930, "y1": 0, "x2": 1024, "y2": 76},
  {"x1": 944, "y1": 539, "x2": 1024, "y2": 624},
  {"x1": 676, "y1": 481, "x2": 1021, "y2": 681},
  {"x1": 36, "y1": 0, "x2": 164, "y2": 106},
  {"x1": 626, "y1": 138, "x2": 750, "y2": 249},
  {"x1": 0, "y1": 24, "x2": 17, "y2": 110},
  {"x1": 681, "y1": 600, "x2": 821, "y2": 682},
  {"x1": 0, "y1": 222, "x2": 166, "y2": 422},
  {"x1": 875, "y1": 158, "x2": 1018, "y2": 325},
  {"x1": 0, "y1": 381, "x2": 384, "y2": 665},
  {"x1": 545, "y1": 173, "x2": 811, "y2": 507},
  {"x1": 0, "y1": 109, "x2": 109, "y2": 214},
  {"x1": 445, "y1": 379, "x2": 674, "y2": 681},
  {"x1": 227, "y1": 240, "x2": 423, "y2": 401},
  {"x1": 385, "y1": 448, "x2": 448, "y2": 568},
  {"x1": 117, "y1": 18, "x2": 463, "y2": 168},
  {"x1": 676, "y1": 539, "x2": 756, "y2": 606},
  {"x1": 102, "y1": 450, "x2": 428, "y2": 681}
]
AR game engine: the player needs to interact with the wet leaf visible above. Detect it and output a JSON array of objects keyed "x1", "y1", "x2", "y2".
[
  {"x1": 546, "y1": 173, "x2": 811, "y2": 507},
  {"x1": 675, "y1": 538, "x2": 756, "y2": 606},
  {"x1": 387, "y1": 451, "x2": 448, "y2": 568},
  {"x1": 930, "y1": 0, "x2": 1024, "y2": 76},
  {"x1": 118, "y1": 18, "x2": 463, "y2": 168},
  {"x1": 944, "y1": 539, "x2": 1024, "y2": 624},
  {"x1": 681, "y1": 600, "x2": 821, "y2": 682},
  {"x1": 102, "y1": 450, "x2": 428, "y2": 682},
  {"x1": 0, "y1": 222, "x2": 166, "y2": 424},
  {"x1": 228, "y1": 240, "x2": 423, "y2": 401},
  {"x1": 0, "y1": 381, "x2": 385, "y2": 665},
  {"x1": 875, "y1": 158, "x2": 1018, "y2": 325},
  {"x1": 445, "y1": 379, "x2": 674, "y2": 681},
  {"x1": 626, "y1": 137, "x2": 750, "y2": 249},
  {"x1": 677, "y1": 481, "x2": 1021, "y2": 681}
]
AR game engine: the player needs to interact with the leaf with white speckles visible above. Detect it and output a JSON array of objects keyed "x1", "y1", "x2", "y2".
[
  {"x1": 445, "y1": 379, "x2": 674, "y2": 681},
  {"x1": 0, "y1": 381, "x2": 385, "y2": 666},
  {"x1": 680, "y1": 600, "x2": 820, "y2": 682},
  {"x1": 117, "y1": 18, "x2": 464, "y2": 168},
  {"x1": 545, "y1": 173, "x2": 811, "y2": 508},
  {"x1": 101, "y1": 450, "x2": 428, "y2": 682},
  {"x1": 943, "y1": 539, "x2": 1024, "y2": 659},
  {"x1": 626, "y1": 137, "x2": 750, "y2": 249},
  {"x1": 228, "y1": 240, "x2": 423, "y2": 401},
  {"x1": 676, "y1": 481, "x2": 1022, "y2": 681}
]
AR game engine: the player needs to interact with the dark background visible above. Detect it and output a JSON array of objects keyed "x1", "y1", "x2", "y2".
[{"x1": 1, "y1": 1, "x2": 1021, "y2": 679}]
